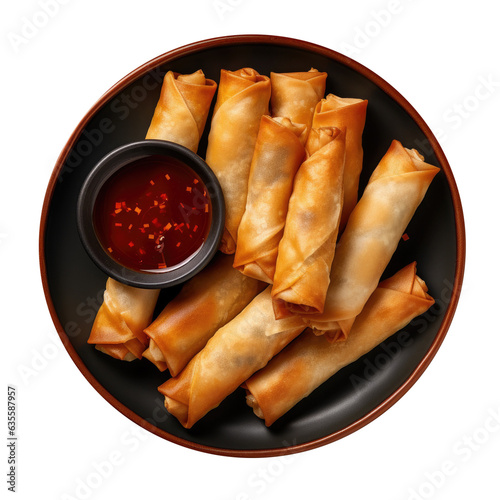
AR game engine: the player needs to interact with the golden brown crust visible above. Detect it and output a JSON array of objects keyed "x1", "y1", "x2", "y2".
[
  {"x1": 301, "y1": 140, "x2": 439, "y2": 338},
  {"x1": 144, "y1": 253, "x2": 264, "y2": 376},
  {"x1": 270, "y1": 68, "x2": 327, "y2": 141},
  {"x1": 145, "y1": 70, "x2": 217, "y2": 152},
  {"x1": 158, "y1": 287, "x2": 305, "y2": 428},
  {"x1": 312, "y1": 94, "x2": 368, "y2": 230},
  {"x1": 233, "y1": 116, "x2": 306, "y2": 283},
  {"x1": 245, "y1": 263, "x2": 434, "y2": 426},
  {"x1": 205, "y1": 68, "x2": 271, "y2": 254},
  {"x1": 142, "y1": 339, "x2": 168, "y2": 371},
  {"x1": 271, "y1": 127, "x2": 346, "y2": 316}
]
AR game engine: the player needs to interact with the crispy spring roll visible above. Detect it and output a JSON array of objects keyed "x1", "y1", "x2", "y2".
[
  {"x1": 270, "y1": 68, "x2": 327, "y2": 141},
  {"x1": 233, "y1": 116, "x2": 307, "y2": 283},
  {"x1": 245, "y1": 262, "x2": 434, "y2": 425},
  {"x1": 304, "y1": 126, "x2": 341, "y2": 155},
  {"x1": 142, "y1": 253, "x2": 264, "y2": 376},
  {"x1": 312, "y1": 94, "x2": 368, "y2": 230},
  {"x1": 205, "y1": 68, "x2": 271, "y2": 254},
  {"x1": 158, "y1": 287, "x2": 305, "y2": 428},
  {"x1": 87, "y1": 278, "x2": 160, "y2": 360},
  {"x1": 145, "y1": 70, "x2": 217, "y2": 152},
  {"x1": 272, "y1": 127, "x2": 346, "y2": 316},
  {"x1": 303, "y1": 140, "x2": 439, "y2": 340}
]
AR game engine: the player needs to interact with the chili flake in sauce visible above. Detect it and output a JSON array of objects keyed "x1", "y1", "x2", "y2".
[{"x1": 93, "y1": 155, "x2": 211, "y2": 273}]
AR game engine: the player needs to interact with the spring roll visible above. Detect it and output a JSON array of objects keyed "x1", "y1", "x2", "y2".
[
  {"x1": 270, "y1": 68, "x2": 327, "y2": 141},
  {"x1": 245, "y1": 262, "x2": 434, "y2": 425},
  {"x1": 233, "y1": 116, "x2": 307, "y2": 283},
  {"x1": 142, "y1": 253, "x2": 264, "y2": 376},
  {"x1": 205, "y1": 68, "x2": 272, "y2": 254},
  {"x1": 272, "y1": 126, "x2": 346, "y2": 316},
  {"x1": 312, "y1": 94, "x2": 368, "y2": 230},
  {"x1": 87, "y1": 278, "x2": 160, "y2": 360},
  {"x1": 145, "y1": 69, "x2": 217, "y2": 152},
  {"x1": 158, "y1": 287, "x2": 305, "y2": 428},
  {"x1": 303, "y1": 140, "x2": 439, "y2": 340}
]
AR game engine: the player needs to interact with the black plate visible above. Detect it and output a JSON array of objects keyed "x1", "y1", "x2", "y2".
[{"x1": 40, "y1": 35, "x2": 465, "y2": 457}]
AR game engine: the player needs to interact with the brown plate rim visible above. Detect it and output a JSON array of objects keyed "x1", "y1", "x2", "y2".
[{"x1": 39, "y1": 33, "x2": 466, "y2": 458}]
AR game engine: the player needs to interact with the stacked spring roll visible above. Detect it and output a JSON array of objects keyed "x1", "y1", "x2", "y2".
[
  {"x1": 233, "y1": 115, "x2": 307, "y2": 283},
  {"x1": 270, "y1": 68, "x2": 327, "y2": 141},
  {"x1": 272, "y1": 126, "x2": 346, "y2": 317},
  {"x1": 312, "y1": 93, "x2": 368, "y2": 229},
  {"x1": 301, "y1": 140, "x2": 439, "y2": 340},
  {"x1": 244, "y1": 262, "x2": 435, "y2": 426}
]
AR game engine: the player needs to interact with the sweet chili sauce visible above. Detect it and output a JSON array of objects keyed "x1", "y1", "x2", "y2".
[{"x1": 93, "y1": 155, "x2": 212, "y2": 273}]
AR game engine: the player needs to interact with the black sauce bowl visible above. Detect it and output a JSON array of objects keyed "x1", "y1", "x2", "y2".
[{"x1": 76, "y1": 140, "x2": 225, "y2": 288}]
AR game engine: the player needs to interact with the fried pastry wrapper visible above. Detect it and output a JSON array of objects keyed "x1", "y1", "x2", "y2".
[
  {"x1": 142, "y1": 253, "x2": 264, "y2": 376},
  {"x1": 205, "y1": 68, "x2": 271, "y2": 254},
  {"x1": 245, "y1": 262, "x2": 434, "y2": 426},
  {"x1": 272, "y1": 126, "x2": 346, "y2": 316},
  {"x1": 145, "y1": 70, "x2": 217, "y2": 152},
  {"x1": 141, "y1": 338, "x2": 167, "y2": 371},
  {"x1": 302, "y1": 140, "x2": 439, "y2": 340},
  {"x1": 89, "y1": 71, "x2": 215, "y2": 360},
  {"x1": 312, "y1": 93, "x2": 368, "y2": 230},
  {"x1": 233, "y1": 116, "x2": 306, "y2": 283},
  {"x1": 88, "y1": 278, "x2": 160, "y2": 360},
  {"x1": 158, "y1": 287, "x2": 305, "y2": 428},
  {"x1": 270, "y1": 68, "x2": 327, "y2": 141}
]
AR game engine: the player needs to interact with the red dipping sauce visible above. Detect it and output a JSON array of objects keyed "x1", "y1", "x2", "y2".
[{"x1": 93, "y1": 155, "x2": 212, "y2": 273}]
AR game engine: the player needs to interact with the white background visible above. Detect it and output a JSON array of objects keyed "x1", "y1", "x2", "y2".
[{"x1": 2, "y1": 0, "x2": 499, "y2": 499}]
